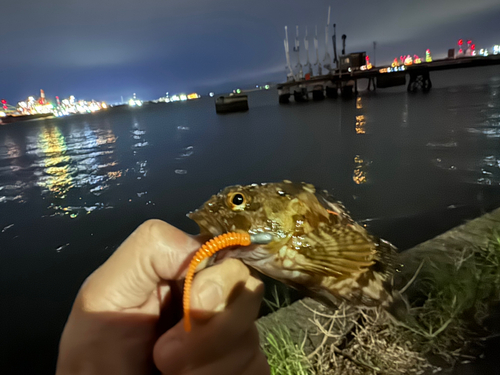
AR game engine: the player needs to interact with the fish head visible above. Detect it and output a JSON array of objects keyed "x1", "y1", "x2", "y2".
[{"x1": 188, "y1": 181, "x2": 335, "y2": 275}]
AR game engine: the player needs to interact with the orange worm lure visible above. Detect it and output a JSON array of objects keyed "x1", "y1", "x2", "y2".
[{"x1": 183, "y1": 232, "x2": 251, "y2": 332}]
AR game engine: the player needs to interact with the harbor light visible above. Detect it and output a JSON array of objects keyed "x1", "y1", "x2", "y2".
[
  {"x1": 179, "y1": 94, "x2": 187, "y2": 101},
  {"x1": 480, "y1": 48, "x2": 489, "y2": 56},
  {"x1": 425, "y1": 49, "x2": 432, "y2": 62},
  {"x1": 209, "y1": 92, "x2": 215, "y2": 97},
  {"x1": 0, "y1": 112, "x2": 6, "y2": 117},
  {"x1": 381, "y1": 66, "x2": 405, "y2": 73},
  {"x1": 494, "y1": 45, "x2": 500, "y2": 55},
  {"x1": 128, "y1": 99, "x2": 143, "y2": 107}
]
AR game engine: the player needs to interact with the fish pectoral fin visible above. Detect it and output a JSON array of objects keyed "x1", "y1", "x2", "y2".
[{"x1": 296, "y1": 225, "x2": 377, "y2": 277}]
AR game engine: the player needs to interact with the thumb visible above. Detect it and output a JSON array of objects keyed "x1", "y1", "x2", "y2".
[{"x1": 79, "y1": 219, "x2": 202, "y2": 313}]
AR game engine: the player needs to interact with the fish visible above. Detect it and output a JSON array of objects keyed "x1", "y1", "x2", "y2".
[{"x1": 188, "y1": 180, "x2": 405, "y2": 315}]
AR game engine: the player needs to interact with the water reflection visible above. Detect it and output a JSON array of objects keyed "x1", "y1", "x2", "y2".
[
  {"x1": 2, "y1": 136, "x2": 22, "y2": 159},
  {"x1": 130, "y1": 117, "x2": 149, "y2": 180},
  {"x1": 355, "y1": 97, "x2": 366, "y2": 134},
  {"x1": 36, "y1": 126, "x2": 73, "y2": 197},
  {"x1": 356, "y1": 97, "x2": 363, "y2": 109},
  {"x1": 355, "y1": 115, "x2": 366, "y2": 134},
  {"x1": 0, "y1": 122, "x2": 126, "y2": 217},
  {"x1": 353, "y1": 155, "x2": 370, "y2": 185}
]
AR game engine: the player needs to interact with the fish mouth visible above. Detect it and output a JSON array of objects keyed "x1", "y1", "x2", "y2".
[
  {"x1": 188, "y1": 209, "x2": 226, "y2": 237},
  {"x1": 188, "y1": 208, "x2": 278, "y2": 270},
  {"x1": 188, "y1": 209, "x2": 272, "y2": 266}
]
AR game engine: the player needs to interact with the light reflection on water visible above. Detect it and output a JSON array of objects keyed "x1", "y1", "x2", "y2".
[
  {"x1": 429, "y1": 80, "x2": 500, "y2": 186},
  {"x1": 0, "y1": 117, "x2": 152, "y2": 217},
  {"x1": 353, "y1": 155, "x2": 370, "y2": 185},
  {"x1": 0, "y1": 76, "x2": 499, "y2": 228}
]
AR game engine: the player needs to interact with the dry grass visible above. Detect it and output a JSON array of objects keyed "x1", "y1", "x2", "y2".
[
  {"x1": 259, "y1": 229, "x2": 500, "y2": 374},
  {"x1": 307, "y1": 305, "x2": 436, "y2": 374}
]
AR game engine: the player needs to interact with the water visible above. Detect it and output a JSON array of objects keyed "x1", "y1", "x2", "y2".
[{"x1": 1, "y1": 66, "x2": 500, "y2": 373}]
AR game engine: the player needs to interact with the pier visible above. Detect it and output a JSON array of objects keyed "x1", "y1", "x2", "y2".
[{"x1": 277, "y1": 54, "x2": 500, "y2": 103}]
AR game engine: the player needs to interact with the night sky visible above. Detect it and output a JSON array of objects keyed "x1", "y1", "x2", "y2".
[{"x1": 1, "y1": 0, "x2": 500, "y2": 103}]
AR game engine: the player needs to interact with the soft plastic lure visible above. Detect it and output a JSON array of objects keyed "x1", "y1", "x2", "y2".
[{"x1": 183, "y1": 231, "x2": 273, "y2": 332}]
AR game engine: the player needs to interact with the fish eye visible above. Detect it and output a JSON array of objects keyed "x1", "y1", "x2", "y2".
[{"x1": 227, "y1": 192, "x2": 247, "y2": 211}]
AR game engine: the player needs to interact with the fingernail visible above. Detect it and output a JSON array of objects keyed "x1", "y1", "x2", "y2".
[{"x1": 196, "y1": 281, "x2": 224, "y2": 311}]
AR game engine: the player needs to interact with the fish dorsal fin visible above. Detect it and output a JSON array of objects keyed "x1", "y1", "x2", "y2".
[{"x1": 293, "y1": 223, "x2": 377, "y2": 277}]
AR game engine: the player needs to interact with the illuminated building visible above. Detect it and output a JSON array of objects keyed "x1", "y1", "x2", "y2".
[
  {"x1": 128, "y1": 93, "x2": 143, "y2": 107},
  {"x1": 17, "y1": 92, "x2": 53, "y2": 115},
  {"x1": 404, "y1": 55, "x2": 413, "y2": 65},
  {"x1": 39, "y1": 89, "x2": 46, "y2": 105},
  {"x1": 360, "y1": 56, "x2": 373, "y2": 70},
  {"x1": 157, "y1": 91, "x2": 201, "y2": 103},
  {"x1": 458, "y1": 39, "x2": 463, "y2": 54},
  {"x1": 414, "y1": 55, "x2": 422, "y2": 64},
  {"x1": 425, "y1": 49, "x2": 432, "y2": 62},
  {"x1": 15, "y1": 91, "x2": 107, "y2": 117},
  {"x1": 129, "y1": 98, "x2": 143, "y2": 107}
]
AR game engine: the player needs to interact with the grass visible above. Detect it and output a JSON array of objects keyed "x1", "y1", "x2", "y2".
[
  {"x1": 261, "y1": 327, "x2": 314, "y2": 375},
  {"x1": 258, "y1": 228, "x2": 500, "y2": 374},
  {"x1": 400, "y1": 228, "x2": 500, "y2": 362},
  {"x1": 260, "y1": 286, "x2": 313, "y2": 375}
]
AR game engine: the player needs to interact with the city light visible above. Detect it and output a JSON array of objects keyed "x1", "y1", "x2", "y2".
[
  {"x1": 8, "y1": 90, "x2": 107, "y2": 118},
  {"x1": 360, "y1": 55, "x2": 373, "y2": 70},
  {"x1": 380, "y1": 66, "x2": 406, "y2": 73},
  {"x1": 128, "y1": 99, "x2": 143, "y2": 107},
  {"x1": 425, "y1": 49, "x2": 432, "y2": 62},
  {"x1": 156, "y1": 92, "x2": 201, "y2": 103}
]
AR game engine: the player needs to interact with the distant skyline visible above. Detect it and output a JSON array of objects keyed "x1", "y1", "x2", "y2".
[{"x1": 1, "y1": 0, "x2": 500, "y2": 103}]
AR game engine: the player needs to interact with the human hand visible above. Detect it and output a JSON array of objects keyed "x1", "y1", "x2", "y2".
[{"x1": 56, "y1": 219, "x2": 269, "y2": 375}]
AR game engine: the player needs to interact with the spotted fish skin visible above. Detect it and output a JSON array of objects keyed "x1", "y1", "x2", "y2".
[{"x1": 189, "y1": 181, "x2": 399, "y2": 310}]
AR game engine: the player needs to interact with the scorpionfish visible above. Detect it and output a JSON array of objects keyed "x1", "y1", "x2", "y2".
[{"x1": 189, "y1": 181, "x2": 402, "y2": 313}]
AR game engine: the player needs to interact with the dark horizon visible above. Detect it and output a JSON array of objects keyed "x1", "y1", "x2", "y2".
[{"x1": 1, "y1": 0, "x2": 500, "y2": 103}]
